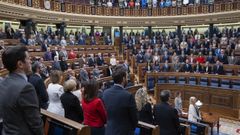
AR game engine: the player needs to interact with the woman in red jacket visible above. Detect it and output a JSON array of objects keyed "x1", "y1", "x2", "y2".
[{"x1": 82, "y1": 79, "x2": 107, "y2": 135}]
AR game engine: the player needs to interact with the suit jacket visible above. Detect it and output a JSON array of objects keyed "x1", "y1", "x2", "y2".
[
  {"x1": 79, "y1": 58, "x2": 86, "y2": 68},
  {"x1": 138, "y1": 102, "x2": 153, "y2": 124},
  {"x1": 193, "y1": 65, "x2": 202, "y2": 73},
  {"x1": 213, "y1": 65, "x2": 224, "y2": 75},
  {"x1": 206, "y1": 56, "x2": 215, "y2": 64},
  {"x1": 79, "y1": 69, "x2": 89, "y2": 82},
  {"x1": 44, "y1": 51, "x2": 53, "y2": 61},
  {"x1": 162, "y1": 64, "x2": 171, "y2": 72},
  {"x1": 88, "y1": 57, "x2": 95, "y2": 67},
  {"x1": 60, "y1": 92, "x2": 84, "y2": 123},
  {"x1": 28, "y1": 74, "x2": 49, "y2": 109},
  {"x1": 52, "y1": 61, "x2": 61, "y2": 71},
  {"x1": 182, "y1": 64, "x2": 192, "y2": 72},
  {"x1": 60, "y1": 60, "x2": 68, "y2": 71},
  {"x1": 106, "y1": 67, "x2": 113, "y2": 76},
  {"x1": 103, "y1": 85, "x2": 138, "y2": 135},
  {"x1": 173, "y1": 63, "x2": 181, "y2": 72},
  {"x1": 218, "y1": 55, "x2": 228, "y2": 64},
  {"x1": 20, "y1": 38, "x2": 28, "y2": 45},
  {"x1": 203, "y1": 66, "x2": 212, "y2": 74},
  {"x1": 51, "y1": 50, "x2": 59, "y2": 60},
  {"x1": 0, "y1": 73, "x2": 44, "y2": 135},
  {"x1": 153, "y1": 102, "x2": 180, "y2": 135},
  {"x1": 96, "y1": 57, "x2": 104, "y2": 66}
]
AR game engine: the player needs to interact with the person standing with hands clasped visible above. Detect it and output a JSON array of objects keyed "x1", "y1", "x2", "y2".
[{"x1": 0, "y1": 46, "x2": 44, "y2": 135}]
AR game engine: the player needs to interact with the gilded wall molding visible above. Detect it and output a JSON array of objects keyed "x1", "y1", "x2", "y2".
[{"x1": 0, "y1": 1, "x2": 239, "y2": 26}]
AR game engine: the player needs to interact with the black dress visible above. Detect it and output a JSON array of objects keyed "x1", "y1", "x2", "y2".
[{"x1": 138, "y1": 102, "x2": 153, "y2": 135}]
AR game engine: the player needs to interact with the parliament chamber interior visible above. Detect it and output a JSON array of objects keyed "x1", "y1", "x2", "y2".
[{"x1": 0, "y1": 0, "x2": 240, "y2": 135}]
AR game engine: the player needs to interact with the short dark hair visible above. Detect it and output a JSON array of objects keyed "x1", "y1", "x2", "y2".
[
  {"x1": 32, "y1": 61, "x2": 40, "y2": 73},
  {"x1": 82, "y1": 79, "x2": 99, "y2": 102},
  {"x1": 112, "y1": 65, "x2": 127, "y2": 84},
  {"x1": 2, "y1": 46, "x2": 28, "y2": 73},
  {"x1": 160, "y1": 90, "x2": 170, "y2": 102}
]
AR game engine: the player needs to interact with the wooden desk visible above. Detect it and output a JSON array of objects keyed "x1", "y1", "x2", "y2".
[
  {"x1": 154, "y1": 83, "x2": 240, "y2": 120},
  {"x1": 182, "y1": 111, "x2": 219, "y2": 135}
]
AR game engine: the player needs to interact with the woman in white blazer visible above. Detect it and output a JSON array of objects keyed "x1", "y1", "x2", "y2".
[
  {"x1": 47, "y1": 70, "x2": 65, "y2": 116},
  {"x1": 188, "y1": 97, "x2": 201, "y2": 122}
]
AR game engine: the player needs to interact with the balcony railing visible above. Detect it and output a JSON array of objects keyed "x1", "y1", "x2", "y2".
[{"x1": 0, "y1": 0, "x2": 240, "y2": 16}]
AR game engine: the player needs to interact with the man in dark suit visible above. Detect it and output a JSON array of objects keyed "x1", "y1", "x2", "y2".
[
  {"x1": 28, "y1": 62, "x2": 49, "y2": 109},
  {"x1": 136, "y1": 51, "x2": 144, "y2": 63},
  {"x1": 182, "y1": 59, "x2": 192, "y2": 73},
  {"x1": 106, "y1": 65, "x2": 113, "y2": 76},
  {"x1": 52, "y1": 56, "x2": 61, "y2": 71},
  {"x1": 206, "y1": 52, "x2": 215, "y2": 64},
  {"x1": 96, "y1": 53, "x2": 105, "y2": 66},
  {"x1": 79, "y1": 66, "x2": 89, "y2": 82},
  {"x1": 20, "y1": 34, "x2": 28, "y2": 45},
  {"x1": 203, "y1": 61, "x2": 212, "y2": 74},
  {"x1": 153, "y1": 90, "x2": 180, "y2": 135},
  {"x1": 217, "y1": 49, "x2": 228, "y2": 64},
  {"x1": 88, "y1": 54, "x2": 96, "y2": 67},
  {"x1": 0, "y1": 46, "x2": 44, "y2": 135},
  {"x1": 60, "y1": 57, "x2": 68, "y2": 71},
  {"x1": 103, "y1": 65, "x2": 138, "y2": 135},
  {"x1": 213, "y1": 60, "x2": 224, "y2": 75},
  {"x1": 162, "y1": 60, "x2": 171, "y2": 72}
]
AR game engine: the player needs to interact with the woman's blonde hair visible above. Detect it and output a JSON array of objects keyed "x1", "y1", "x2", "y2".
[
  {"x1": 63, "y1": 79, "x2": 77, "y2": 92},
  {"x1": 189, "y1": 96, "x2": 196, "y2": 105},
  {"x1": 135, "y1": 87, "x2": 148, "y2": 111}
]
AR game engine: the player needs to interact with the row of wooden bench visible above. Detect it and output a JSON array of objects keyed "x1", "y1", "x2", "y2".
[{"x1": 135, "y1": 62, "x2": 240, "y2": 83}]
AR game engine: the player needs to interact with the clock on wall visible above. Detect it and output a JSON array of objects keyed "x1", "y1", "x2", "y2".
[{"x1": 44, "y1": 0, "x2": 51, "y2": 10}]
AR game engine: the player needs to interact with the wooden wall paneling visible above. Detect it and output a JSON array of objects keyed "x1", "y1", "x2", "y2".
[
  {"x1": 106, "y1": 8, "x2": 111, "y2": 16},
  {"x1": 225, "y1": 2, "x2": 233, "y2": 11},
  {"x1": 75, "y1": 5, "x2": 83, "y2": 14},
  {"x1": 124, "y1": 9, "x2": 130, "y2": 16},
  {"x1": 152, "y1": 8, "x2": 158, "y2": 16},
  {"x1": 209, "y1": 4, "x2": 214, "y2": 13},
  {"x1": 214, "y1": 4, "x2": 221, "y2": 12},
  {"x1": 198, "y1": 5, "x2": 203, "y2": 14},
  {"x1": 202, "y1": 5, "x2": 208, "y2": 14},
  {"x1": 237, "y1": 2, "x2": 240, "y2": 10},
  {"x1": 96, "y1": 6, "x2": 102, "y2": 15},
  {"x1": 221, "y1": 3, "x2": 226, "y2": 11},
  {"x1": 112, "y1": 7, "x2": 119, "y2": 16},
  {"x1": 33, "y1": 0, "x2": 40, "y2": 8},
  {"x1": 142, "y1": 9, "x2": 148, "y2": 16},
  {"x1": 50, "y1": 0, "x2": 54, "y2": 11},
  {"x1": 84, "y1": 5, "x2": 91, "y2": 14},
  {"x1": 130, "y1": 9, "x2": 133, "y2": 16},
  {"x1": 232, "y1": 2, "x2": 238, "y2": 10},
  {"x1": 133, "y1": 9, "x2": 139, "y2": 16},
  {"x1": 18, "y1": 0, "x2": 26, "y2": 6},
  {"x1": 7, "y1": 0, "x2": 14, "y2": 3},
  {"x1": 188, "y1": 6, "x2": 193, "y2": 14},
  {"x1": 66, "y1": 3, "x2": 73, "y2": 13},
  {"x1": 40, "y1": 0, "x2": 45, "y2": 9},
  {"x1": 162, "y1": 8, "x2": 167, "y2": 16},
  {"x1": 54, "y1": 1, "x2": 61, "y2": 12},
  {"x1": 177, "y1": 7, "x2": 182, "y2": 15},
  {"x1": 90, "y1": 6, "x2": 95, "y2": 15},
  {"x1": 170, "y1": 7, "x2": 176, "y2": 16},
  {"x1": 193, "y1": 6, "x2": 199, "y2": 14},
  {"x1": 14, "y1": 0, "x2": 19, "y2": 4},
  {"x1": 155, "y1": 84, "x2": 240, "y2": 119},
  {"x1": 182, "y1": 6, "x2": 188, "y2": 15},
  {"x1": 148, "y1": 8, "x2": 152, "y2": 16}
]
